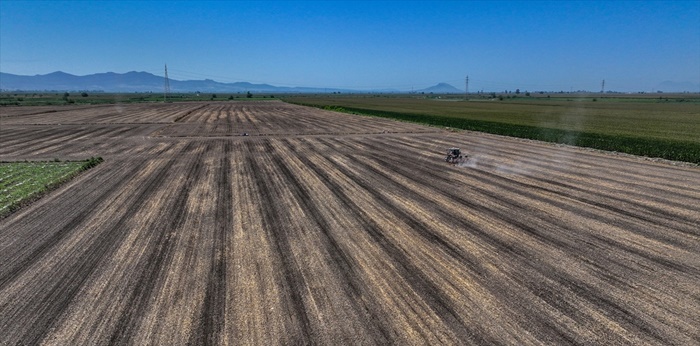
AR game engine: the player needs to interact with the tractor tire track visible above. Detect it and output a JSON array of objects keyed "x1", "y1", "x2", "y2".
[{"x1": 190, "y1": 140, "x2": 232, "y2": 346}]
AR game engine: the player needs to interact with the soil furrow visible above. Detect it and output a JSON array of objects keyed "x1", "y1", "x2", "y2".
[
  {"x1": 108, "y1": 141, "x2": 205, "y2": 344},
  {"x1": 274, "y1": 138, "x2": 394, "y2": 343},
  {"x1": 297, "y1": 145, "x2": 497, "y2": 344},
  {"x1": 244, "y1": 140, "x2": 314, "y2": 344},
  {"x1": 190, "y1": 140, "x2": 232, "y2": 345}
]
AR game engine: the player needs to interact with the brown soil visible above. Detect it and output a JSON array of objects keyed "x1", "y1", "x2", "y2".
[{"x1": 1, "y1": 101, "x2": 698, "y2": 345}]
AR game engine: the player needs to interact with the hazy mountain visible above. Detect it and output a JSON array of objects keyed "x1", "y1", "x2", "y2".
[
  {"x1": 1, "y1": 71, "x2": 167, "y2": 92},
  {"x1": 417, "y1": 83, "x2": 462, "y2": 93},
  {"x1": 0, "y1": 71, "x2": 348, "y2": 93},
  {"x1": 3, "y1": 71, "x2": 698, "y2": 94}
]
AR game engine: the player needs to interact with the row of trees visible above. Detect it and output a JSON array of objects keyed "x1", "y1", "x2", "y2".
[{"x1": 207, "y1": 91, "x2": 274, "y2": 100}]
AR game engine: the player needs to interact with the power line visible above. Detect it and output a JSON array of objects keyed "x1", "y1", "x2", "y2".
[
  {"x1": 465, "y1": 75, "x2": 469, "y2": 100},
  {"x1": 164, "y1": 64, "x2": 170, "y2": 102}
]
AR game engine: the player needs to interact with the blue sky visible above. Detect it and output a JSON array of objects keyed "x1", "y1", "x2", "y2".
[{"x1": 1, "y1": 0, "x2": 699, "y2": 92}]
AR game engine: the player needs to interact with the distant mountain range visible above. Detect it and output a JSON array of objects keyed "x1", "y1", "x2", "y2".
[
  {"x1": 417, "y1": 82, "x2": 463, "y2": 93},
  {"x1": 0, "y1": 71, "x2": 326, "y2": 93},
  {"x1": 2, "y1": 71, "x2": 698, "y2": 93},
  {"x1": 0, "y1": 71, "x2": 464, "y2": 94}
]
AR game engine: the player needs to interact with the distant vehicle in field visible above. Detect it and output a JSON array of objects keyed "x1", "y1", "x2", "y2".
[{"x1": 445, "y1": 147, "x2": 467, "y2": 164}]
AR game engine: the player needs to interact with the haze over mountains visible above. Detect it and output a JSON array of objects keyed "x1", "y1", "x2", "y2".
[
  {"x1": 0, "y1": 71, "x2": 465, "y2": 94},
  {"x1": 1, "y1": 71, "x2": 697, "y2": 93}
]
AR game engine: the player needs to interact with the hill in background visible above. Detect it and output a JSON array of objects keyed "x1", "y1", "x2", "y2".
[
  {"x1": 0, "y1": 71, "x2": 463, "y2": 94},
  {"x1": 416, "y1": 82, "x2": 462, "y2": 94},
  {"x1": 3, "y1": 71, "x2": 696, "y2": 93}
]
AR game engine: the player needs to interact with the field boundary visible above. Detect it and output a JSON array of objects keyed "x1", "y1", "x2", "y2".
[
  {"x1": 0, "y1": 157, "x2": 104, "y2": 218},
  {"x1": 287, "y1": 101, "x2": 700, "y2": 164}
]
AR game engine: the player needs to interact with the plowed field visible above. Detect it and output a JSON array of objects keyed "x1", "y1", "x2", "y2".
[{"x1": 1, "y1": 101, "x2": 698, "y2": 345}]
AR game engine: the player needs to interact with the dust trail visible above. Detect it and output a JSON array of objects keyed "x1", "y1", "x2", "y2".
[
  {"x1": 457, "y1": 153, "x2": 531, "y2": 177},
  {"x1": 457, "y1": 156, "x2": 477, "y2": 168}
]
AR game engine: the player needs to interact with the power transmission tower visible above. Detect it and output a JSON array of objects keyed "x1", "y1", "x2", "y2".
[
  {"x1": 601, "y1": 79, "x2": 605, "y2": 93},
  {"x1": 164, "y1": 64, "x2": 171, "y2": 102},
  {"x1": 465, "y1": 75, "x2": 469, "y2": 100}
]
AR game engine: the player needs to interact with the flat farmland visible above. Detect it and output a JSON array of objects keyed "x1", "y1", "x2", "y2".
[{"x1": 1, "y1": 101, "x2": 699, "y2": 345}]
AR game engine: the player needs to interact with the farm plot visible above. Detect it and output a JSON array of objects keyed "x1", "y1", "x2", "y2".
[
  {"x1": 0, "y1": 102, "x2": 206, "y2": 125},
  {"x1": 0, "y1": 101, "x2": 698, "y2": 345},
  {"x1": 0, "y1": 159, "x2": 101, "y2": 216},
  {"x1": 153, "y1": 100, "x2": 437, "y2": 137}
]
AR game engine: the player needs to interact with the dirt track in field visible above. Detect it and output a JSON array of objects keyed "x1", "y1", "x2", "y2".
[{"x1": 0, "y1": 100, "x2": 698, "y2": 345}]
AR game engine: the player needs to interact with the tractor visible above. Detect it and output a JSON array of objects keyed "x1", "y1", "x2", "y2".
[{"x1": 445, "y1": 147, "x2": 467, "y2": 164}]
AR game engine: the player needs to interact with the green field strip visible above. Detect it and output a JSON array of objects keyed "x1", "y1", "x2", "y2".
[
  {"x1": 0, "y1": 157, "x2": 103, "y2": 217},
  {"x1": 289, "y1": 101, "x2": 700, "y2": 164}
]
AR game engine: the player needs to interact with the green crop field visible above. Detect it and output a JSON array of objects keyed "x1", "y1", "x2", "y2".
[
  {"x1": 0, "y1": 157, "x2": 103, "y2": 217},
  {"x1": 283, "y1": 94, "x2": 700, "y2": 163}
]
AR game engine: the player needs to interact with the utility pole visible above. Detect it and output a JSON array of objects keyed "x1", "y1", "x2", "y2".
[
  {"x1": 164, "y1": 64, "x2": 171, "y2": 102},
  {"x1": 601, "y1": 79, "x2": 605, "y2": 93},
  {"x1": 465, "y1": 75, "x2": 469, "y2": 100}
]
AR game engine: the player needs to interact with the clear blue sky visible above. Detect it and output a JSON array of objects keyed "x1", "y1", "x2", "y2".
[{"x1": 1, "y1": 0, "x2": 699, "y2": 92}]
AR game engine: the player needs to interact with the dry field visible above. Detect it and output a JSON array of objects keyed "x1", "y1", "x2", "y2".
[{"x1": 0, "y1": 101, "x2": 698, "y2": 345}]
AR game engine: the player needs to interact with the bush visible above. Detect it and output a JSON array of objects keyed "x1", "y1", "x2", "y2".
[{"x1": 81, "y1": 156, "x2": 104, "y2": 170}]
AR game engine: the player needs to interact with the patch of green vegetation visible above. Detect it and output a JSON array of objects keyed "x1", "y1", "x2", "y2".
[
  {"x1": 0, "y1": 157, "x2": 103, "y2": 217},
  {"x1": 286, "y1": 96, "x2": 700, "y2": 164}
]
